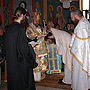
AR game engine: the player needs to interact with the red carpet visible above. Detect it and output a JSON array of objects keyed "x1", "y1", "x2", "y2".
[{"x1": 35, "y1": 74, "x2": 71, "y2": 89}]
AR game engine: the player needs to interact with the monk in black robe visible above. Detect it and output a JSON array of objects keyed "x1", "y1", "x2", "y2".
[{"x1": 3, "y1": 7, "x2": 37, "y2": 90}]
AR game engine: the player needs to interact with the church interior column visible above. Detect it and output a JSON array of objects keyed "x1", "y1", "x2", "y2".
[{"x1": 79, "y1": 0, "x2": 82, "y2": 10}]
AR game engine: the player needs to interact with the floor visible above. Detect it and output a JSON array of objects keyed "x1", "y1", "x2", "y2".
[
  {"x1": 0, "y1": 72, "x2": 71, "y2": 90},
  {"x1": 0, "y1": 81, "x2": 70, "y2": 90},
  {"x1": 0, "y1": 62, "x2": 71, "y2": 90}
]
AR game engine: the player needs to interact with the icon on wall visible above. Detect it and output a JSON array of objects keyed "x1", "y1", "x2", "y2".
[
  {"x1": 49, "y1": 5, "x2": 55, "y2": 22},
  {"x1": 19, "y1": 1, "x2": 30, "y2": 30},
  {"x1": 57, "y1": 5, "x2": 62, "y2": 13},
  {"x1": 69, "y1": 5, "x2": 76, "y2": 11}
]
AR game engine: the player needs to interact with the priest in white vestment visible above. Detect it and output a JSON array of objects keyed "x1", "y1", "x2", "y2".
[
  {"x1": 46, "y1": 28, "x2": 73, "y2": 84},
  {"x1": 70, "y1": 9, "x2": 90, "y2": 90}
]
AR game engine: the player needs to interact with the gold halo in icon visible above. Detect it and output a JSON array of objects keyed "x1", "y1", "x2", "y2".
[{"x1": 57, "y1": 5, "x2": 62, "y2": 12}]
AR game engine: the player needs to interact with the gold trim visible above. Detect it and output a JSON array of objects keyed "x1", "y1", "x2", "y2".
[
  {"x1": 73, "y1": 33, "x2": 90, "y2": 40},
  {"x1": 28, "y1": 25, "x2": 36, "y2": 36},
  {"x1": 82, "y1": 69, "x2": 90, "y2": 77},
  {"x1": 69, "y1": 46, "x2": 72, "y2": 48},
  {"x1": 50, "y1": 71, "x2": 61, "y2": 74},
  {"x1": 32, "y1": 23, "x2": 42, "y2": 35},
  {"x1": 71, "y1": 51, "x2": 90, "y2": 78},
  {"x1": 70, "y1": 51, "x2": 83, "y2": 66},
  {"x1": 87, "y1": 75, "x2": 90, "y2": 78},
  {"x1": 82, "y1": 68, "x2": 88, "y2": 73},
  {"x1": 79, "y1": 16, "x2": 84, "y2": 21},
  {"x1": 47, "y1": 44, "x2": 61, "y2": 73}
]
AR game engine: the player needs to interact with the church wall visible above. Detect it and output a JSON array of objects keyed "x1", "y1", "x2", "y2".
[
  {"x1": 2, "y1": 0, "x2": 10, "y2": 31},
  {"x1": 33, "y1": 0, "x2": 43, "y2": 24},
  {"x1": 0, "y1": 0, "x2": 3, "y2": 28},
  {"x1": 13, "y1": 0, "x2": 32, "y2": 23},
  {"x1": 0, "y1": 0, "x2": 79, "y2": 31},
  {"x1": 47, "y1": 0, "x2": 79, "y2": 24},
  {"x1": 13, "y1": 0, "x2": 44, "y2": 25}
]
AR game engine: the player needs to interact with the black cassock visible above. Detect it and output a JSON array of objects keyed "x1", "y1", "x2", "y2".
[{"x1": 4, "y1": 22, "x2": 37, "y2": 90}]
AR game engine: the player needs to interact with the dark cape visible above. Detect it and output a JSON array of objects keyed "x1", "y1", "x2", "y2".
[{"x1": 4, "y1": 22, "x2": 37, "y2": 90}]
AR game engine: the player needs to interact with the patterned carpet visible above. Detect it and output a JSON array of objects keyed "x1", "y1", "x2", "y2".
[{"x1": 35, "y1": 74, "x2": 71, "y2": 89}]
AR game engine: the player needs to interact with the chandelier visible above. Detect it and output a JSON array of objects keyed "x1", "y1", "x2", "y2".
[{"x1": 60, "y1": 0, "x2": 73, "y2": 8}]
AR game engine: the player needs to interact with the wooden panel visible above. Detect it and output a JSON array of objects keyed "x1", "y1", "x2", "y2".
[{"x1": 43, "y1": 0, "x2": 48, "y2": 23}]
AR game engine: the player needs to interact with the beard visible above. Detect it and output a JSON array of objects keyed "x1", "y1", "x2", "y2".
[
  {"x1": 34, "y1": 23, "x2": 39, "y2": 27},
  {"x1": 20, "y1": 18, "x2": 25, "y2": 28},
  {"x1": 20, "y1": 16, "x2": 26, "y2": 24},
  {"x1": 74, "y1": 18, "x2": 79, "y2": 28},
  {"x1": 20, "y1": 19, "x2": 25, "y2": 24}
]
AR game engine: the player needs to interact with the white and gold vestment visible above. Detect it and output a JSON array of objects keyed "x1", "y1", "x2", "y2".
[
  {"x1": 70, "y1": 17, "x2": 90, "y2": 90},
  {"x1": 26, "y1": 23, "x2": 47, "y2": 82}
]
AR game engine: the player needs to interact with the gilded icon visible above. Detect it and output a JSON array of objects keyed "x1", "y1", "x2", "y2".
[
  {"x1": 57, "y1": 5, "x2": 62, "y2": 13},
  {"x1": 69, "y1": 5, "x2": 76, "y2": 11}
]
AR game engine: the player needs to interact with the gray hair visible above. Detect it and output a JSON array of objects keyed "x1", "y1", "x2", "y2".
[{"x1": 71, "y1": 9, "x2": 83, "y2": 17}]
